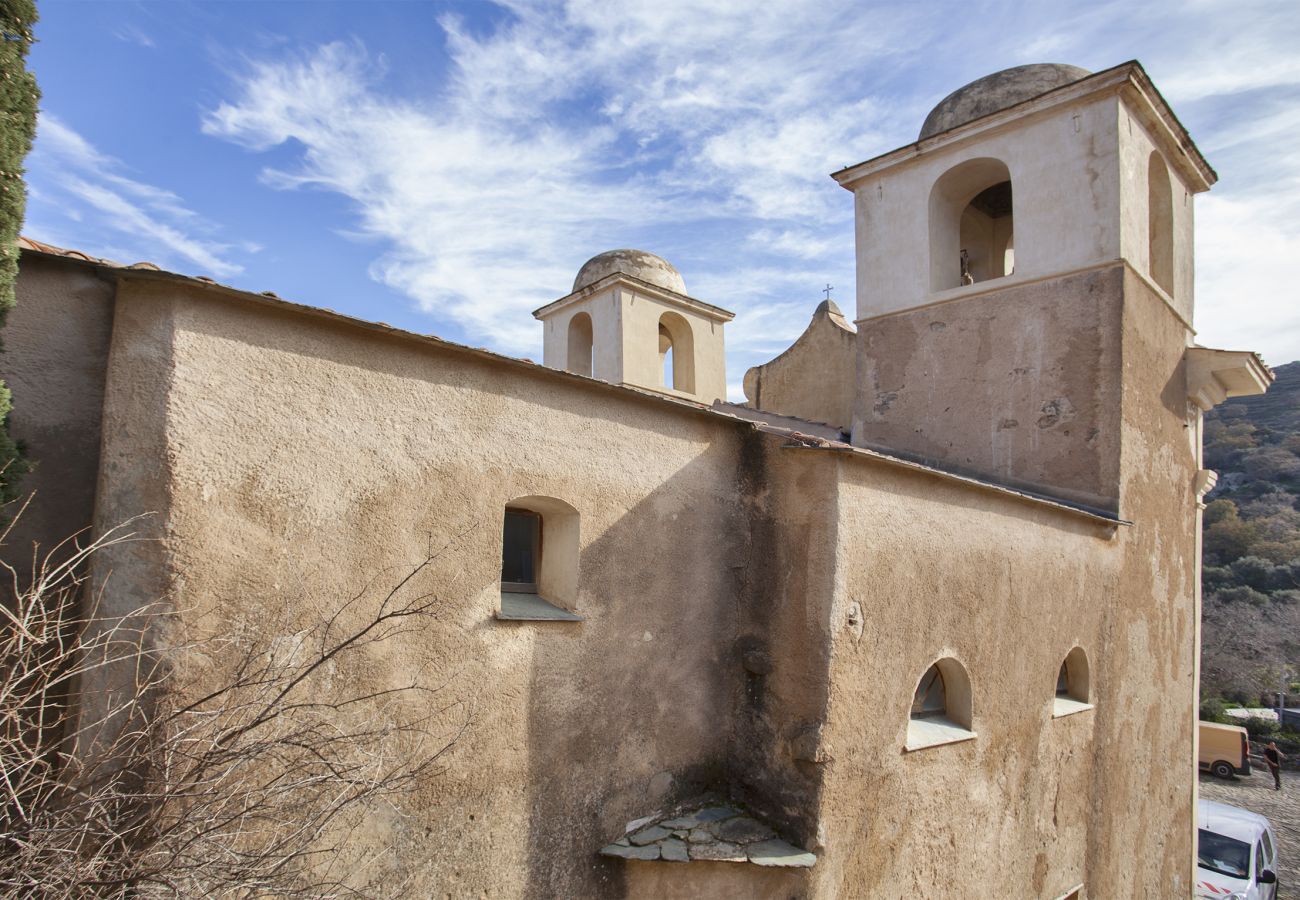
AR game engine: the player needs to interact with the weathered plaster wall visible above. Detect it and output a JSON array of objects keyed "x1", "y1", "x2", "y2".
[
  {"x1": 0, "y1": 255, "x2": 116, "y2": 579},
  {"x1": 8, "y1": 250, "x2": 1203, "y2": 897},
  {"x1": 728, "y1": 439, "x2": 837, "y2": 845},
  {"x1": 850, "y1": 93, "x2": 1122, "y2": 321},
  {"x1": 620, "y1": 286, "x2": 728, "y2": 404},
  {"x1": 1084, "y1": 268, "x2": 1199, "y2": 896},
  {"x1": 1117, "y1": 92, "x2": 1197, "y2": 324},
  {"x1": 624, "y1": 857, "x2": 808, "y2": 898},
  {"x1": 540, "y1": 284, "x2": 624, "y2": 383},
  {"x1": 816, "y1": 276, "x2": 1198, "y2": 899},
  {"x1": 101, "y1": 277, "x2": 775, "y2": 897},
  {"x1": 743, "y1": 302, "x2": 857, "y2": 431},
  {"x1": 815, "y1": 457, "x2": 1113, "y2": 899},
  {"x1": 854, "y1": 266, "x2": 1125, "y2": 512}
]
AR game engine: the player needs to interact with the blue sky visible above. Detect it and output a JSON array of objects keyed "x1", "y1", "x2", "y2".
[{"x1": 24, "y1": 0, "x2": 1300, "y2": 396}]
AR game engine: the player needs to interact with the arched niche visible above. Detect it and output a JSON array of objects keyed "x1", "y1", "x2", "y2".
[
  {"x1": 1052, "y1": 646, "x2": 1093, "y2": 717},
  {"x1": 657, "y1": 311, "x2": 696, "y2": 394},
  {"x1": 906, "y1": 656, "x2": 975, "y2": 751},
  {"x1": 928, "y1": 157, "x2": 1015, "y2": 292},
  {"x1": 1147, "y1": 152, "x2": 1174, "y2": 297},
  {"x1": 566, "y1": 312, "x2": 594, "y2": 377}
]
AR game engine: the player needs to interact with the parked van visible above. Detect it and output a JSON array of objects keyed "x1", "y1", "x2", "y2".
[
  {"x1": 1200, "y1": 721, "x2": 1252, "y2": 779},
  {"x1": 1197, "y1": 799, "x2": 1278, "y2": 899}
]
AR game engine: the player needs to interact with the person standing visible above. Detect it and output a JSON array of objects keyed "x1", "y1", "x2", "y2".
[{"x1": 1263, "y1": 741, "x2": 1286, "y2": 790}]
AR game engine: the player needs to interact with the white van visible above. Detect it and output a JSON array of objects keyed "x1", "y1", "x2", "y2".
[{"x1": 1197, "y1": 799, "x2": 1279, "y2": 899}]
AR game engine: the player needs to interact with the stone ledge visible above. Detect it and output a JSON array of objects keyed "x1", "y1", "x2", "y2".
[{"x1": 599, "y1": 802, "x2": 815, "y2": 868}]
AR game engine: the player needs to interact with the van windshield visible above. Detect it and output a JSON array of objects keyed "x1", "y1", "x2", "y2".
[{"x1": 1198, "y1": 829, "x2": 1251, "y2": 879}]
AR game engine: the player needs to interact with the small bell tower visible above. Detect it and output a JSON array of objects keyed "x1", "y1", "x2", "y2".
[{"x1": 533, "y1": 249, "x2": 734, "y2": 404}]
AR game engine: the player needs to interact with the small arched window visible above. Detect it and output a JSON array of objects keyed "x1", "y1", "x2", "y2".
[
  {"x1": 657, "y1": 311, "x2": 696, "y2": 394},
  {"x1": 1053, "y1": 647, "x2": 1092, "y2": 717},
  {"x1": 929, "y1": 157, "x2": 1014, "y2": 292},
  {"x1": 1147, "y1": 152, "x2": 1174, "y2": 297},
  {"x1": 496, "y1": 496, "x2": 581, "y2": 622},
  {"x1": 906, "y1": 658, "x2": 975, "y2": 751},
  {"x1": 566, "y1": 312, "x2": 594, "y2": 377}
]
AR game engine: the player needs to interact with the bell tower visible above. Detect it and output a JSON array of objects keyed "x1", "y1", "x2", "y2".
[
  {"x1": 533, "y1": 249, "x2": 734, "y2": 404},
  {"x1": 832, "y1": 62, "x2": 1218, "y2": 514}
]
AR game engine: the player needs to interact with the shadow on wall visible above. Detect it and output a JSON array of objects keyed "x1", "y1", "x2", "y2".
[
  {"x1": 515, "y1": 432, "x2": 838, "y2": 898},
  {"x1": 514, "y1": 439, "x2": 742, "y2": 897}
]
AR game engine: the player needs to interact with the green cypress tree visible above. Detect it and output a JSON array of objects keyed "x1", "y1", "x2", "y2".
[{"x1": 0, "y1": 0, "x2": 37, "y2": 502}]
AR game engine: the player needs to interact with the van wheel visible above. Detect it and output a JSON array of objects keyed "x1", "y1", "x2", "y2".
[{"x1": 1211, "y1": 761, "x2": 1235, "y2": 779}]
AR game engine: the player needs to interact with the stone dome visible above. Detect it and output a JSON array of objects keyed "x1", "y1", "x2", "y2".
[
  {"x1": 919, "y1": 64, "x2": 1091, "y2": 140},
  {"x1": 572, "y1": 249, "x2": 686, "y2": 295}
]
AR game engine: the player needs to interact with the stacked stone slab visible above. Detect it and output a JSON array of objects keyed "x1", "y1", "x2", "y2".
[{"x1": 600, "y1": 803, "x2": 816, "y2": 867}]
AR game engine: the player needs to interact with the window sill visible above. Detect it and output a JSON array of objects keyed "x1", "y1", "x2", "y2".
[
  {"x1": 1052, "y1": 697, "x2": 1093, "y2": 718},
  {"x1": 905, "y1": 717, "x2": 976, "y2": 752},
  {"x1": 496, "y1": 592, "x2": 583, "y2": 622}
]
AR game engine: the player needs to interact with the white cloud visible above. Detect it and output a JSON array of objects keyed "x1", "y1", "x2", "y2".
[
  {"x1": 200, "y1": 3, "x2": 918, "y2": 365},
  {"x1": 202, "y1": 0, "x2": 1300, "y2": 389},
  {"x1": 29, "y1": 115, "x2": 243, "y2": 277}
]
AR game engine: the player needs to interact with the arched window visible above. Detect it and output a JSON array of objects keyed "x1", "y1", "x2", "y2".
[
  {"x1": 496, "y1": 496, "x2": 581, "y2": 622},
  {"x1": 928, "y1": 157, "x2": 1014, "y2": 292},
  {"x1": 1147, "y1": 152, "x2": 1174, "y2": 297},
  {"x1": 1053, "y1": 647, "x2": 1092, "y2": 717},
  {"x1": 906, "y1": 657, "x2": 974, "y2": 751},
  {"x1": 566, "y1": 312, "x2": 594, "y2": 377},
  {"x1": 657, "y1": 311, "x2": 695, "y2": 394}
]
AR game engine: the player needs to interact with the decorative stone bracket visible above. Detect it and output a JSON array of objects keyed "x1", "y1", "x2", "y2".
[{"x1": 1184, "y1": 347, "x2": 1272, "y2": 412}]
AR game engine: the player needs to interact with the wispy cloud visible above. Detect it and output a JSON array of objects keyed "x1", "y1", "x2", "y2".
[
  {"x1": 202, "y1": 0, "x2": 1300, "y2": 382},
  {"x1": 111, "y1": 24, "x2": 155, "y2": 49},
  {"x1": 202, "y1": 3, "x2": 915, "y2": 364},
  {"x1": 29, "y1": 115, "x2": 244, "y2": 277}
]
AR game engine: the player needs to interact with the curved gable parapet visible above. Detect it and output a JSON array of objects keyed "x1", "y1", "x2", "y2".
[{"x1": 742, "y1": 300, "x2": 856, "y2": 431}]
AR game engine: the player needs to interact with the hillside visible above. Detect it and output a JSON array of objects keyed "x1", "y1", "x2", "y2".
[{"x1": 1200, "y1": 361, "x2": 1300, "y2": 706}]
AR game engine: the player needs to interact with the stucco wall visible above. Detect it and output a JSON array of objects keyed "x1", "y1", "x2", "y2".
[
  {"x1": 850, "y1": 93, "x2": 1122, "y2": 321},
  {"x1": 98, "y1": 277, "x2": 801, "y2": 896},
  {"x1": 8, "y1": 251, "x2": 1205, "y2": 897},
  {"x1": 815, "y1": 457, "x2": 1113, "y2": 899},
  {"x1": 854, "y1": 265, "x2": 1125, "y2": 513},
  {"x1": 620, "y1": 286, "x2": 727, "y2": 404},
  {"x1": 1117, "y1": 94, "x2": 1197, "y2": 324},
  {"x1": 815, "y1": 274, "x2": 1198, "y2": 899},
  {"x1": 743, "y1": 302, "x2": 857, "y2": 431},
  {"x1": 0, "y1": 254, "x2": 116, "y2": 578}
]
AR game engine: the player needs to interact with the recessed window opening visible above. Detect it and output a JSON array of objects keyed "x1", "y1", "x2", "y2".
[
  {"x1": 660, "y1": 328, "x2": 675, "y2": 387},
  {"x1": 1053, "y1": 646, "x2": 1092, "y2": 718},
  {"x1": 912, "y1": 665, "x2": 947, "y2": 718},
  {"x1": 1147, "y1": 152, "x2": 1174, "y2": 296},
  {"x1": 906, "y1": 658, "x2": 974, "y2": 751},
  {"x1": 959, "y1": 180, "x2": 1014, "y2": 284},
  {"x1": 656, "y1": 311, "x2": 695, "y2": 393},
  {"x1": 501, "y1": 508, "x2": 540, "y2": 593},
  {"x1": 566, "y1": 312, "x2": 594, "y2": 377},
  {"x1": 929, "y1": 157, "x2": 1014, "y2": 292},
  {"x1": 496, "y1": 497, "x2": 581, "y2": 623}
]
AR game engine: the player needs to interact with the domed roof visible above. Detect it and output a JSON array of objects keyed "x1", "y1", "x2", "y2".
[
  {"x1": 572, "y1": 249, "x2": 686, "y2": 295},
  {"x1": 919, "y1": 64, "x2": 1091, "y2": 140}
]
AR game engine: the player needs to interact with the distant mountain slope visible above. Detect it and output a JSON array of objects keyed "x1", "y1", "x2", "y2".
[
  {"x1": 1200, "y1": 361, "x2": 1300, "y2": 705},
  {"x1": 1219, "y1": 361, "x2": 1300, "y2": 433}
]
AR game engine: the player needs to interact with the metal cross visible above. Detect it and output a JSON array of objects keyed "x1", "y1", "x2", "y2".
[{"x1": 823, "y1": 283, "x2": 834, "y2": 301}]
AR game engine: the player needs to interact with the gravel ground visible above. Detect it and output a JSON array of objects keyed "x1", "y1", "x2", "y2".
[{"x1": 1199, "y1": 768, "x2": 1300, "y2": 898}]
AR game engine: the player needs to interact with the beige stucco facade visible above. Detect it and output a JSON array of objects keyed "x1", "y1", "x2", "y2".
[{"x1": 0, "y1": 61, "x2": 1275, "y2": 898}]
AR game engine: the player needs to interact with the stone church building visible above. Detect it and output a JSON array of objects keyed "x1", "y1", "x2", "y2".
[{"x1": 3, "y1": 61, "x2": 1274, "y2": 897}]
